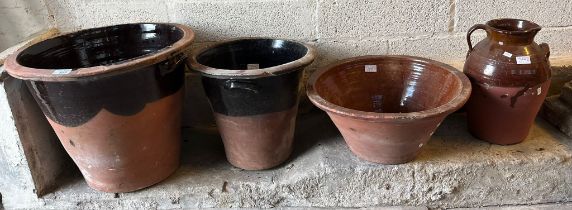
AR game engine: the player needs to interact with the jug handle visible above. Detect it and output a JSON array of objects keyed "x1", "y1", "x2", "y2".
[
  {"x1": 539, "y1": 43, "x2": 550, "y2": 61},
  {"x1": 466, "y1": 24, "x2": 491, "y2": 56},
  {"x1": 158, "y1": 53, "x2": 187, "y2": 76},
  {"x1": 224, "y1": 80, "x2": 259, "y2": 93}
]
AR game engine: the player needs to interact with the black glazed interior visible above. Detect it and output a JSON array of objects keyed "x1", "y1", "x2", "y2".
[
  {"x1": 17, "y1": 23, "x2": 183, "y2": 69},
  {"x1": 196, "y1": 39, "x2": 308, "y2": 70}
]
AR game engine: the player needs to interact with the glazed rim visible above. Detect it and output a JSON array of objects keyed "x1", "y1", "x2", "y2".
[
  {"x1": 4, "y1": 23, "x2": 195, "y2": 81},
  {"x1": 485, "y1": 18, "x2": 541, "y2": 35},
  {"x1": 306, "y1": 55, "x2": 472, "y2": 122},
  {"x1": 188, "y1": 38, "x2": 316, "y2": 78}
]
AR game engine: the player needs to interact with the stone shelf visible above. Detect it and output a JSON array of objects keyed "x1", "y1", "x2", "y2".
[{"x1": 19, "y1": 111, "x2": 572, "y2": 209}]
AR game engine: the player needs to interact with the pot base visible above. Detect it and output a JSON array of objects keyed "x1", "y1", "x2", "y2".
[
  {"x1": 214, "y1": 106, "x2": 298, "y2": 170},
  {"x1": 466, "y1": 81, "x2": 550, "y2": 145},
  {"x1": 329, "y1": 113, "x2": 442, "y2": 164},
  {"x1": 49, "y1": 90, "x2": 183, "y2": 193}
]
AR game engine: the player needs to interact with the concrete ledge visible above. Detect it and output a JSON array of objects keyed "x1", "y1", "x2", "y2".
[
  {"x1": 13, "y1": 112, "x2": 571, "y2": 209},
  {"x1": 452, "y1": 202, "x2": 572, "y2": 210}
]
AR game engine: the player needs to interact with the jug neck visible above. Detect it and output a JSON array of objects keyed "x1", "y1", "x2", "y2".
[{"x1": 485, "y1": 19, "x2": 541, "y2": 45}]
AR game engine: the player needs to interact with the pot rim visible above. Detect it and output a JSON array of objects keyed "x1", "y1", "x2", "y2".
[
  {"x1": 306, "y1": 55, "x2": 472, "y2": 122},
  {"x1": 4, "y1": 23, "x2": 195, "y2": 82},
  {"x1": 485, "y1": 18, "x2": 542, "y2": 35},
  {"x1": 188, "y1": 37, "x2": 316, "y2": 79}
]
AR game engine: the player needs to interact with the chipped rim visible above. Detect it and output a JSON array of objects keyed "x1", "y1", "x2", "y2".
[
  {"x1": 4, "y1": 23, "x2": 195, "y2": 82},
  {"x1": 306, "y1": 55, "x2": 472, "y2": 122},
  {"x1": 188, "y1": 37, "x2": 316, "y2": 79}
]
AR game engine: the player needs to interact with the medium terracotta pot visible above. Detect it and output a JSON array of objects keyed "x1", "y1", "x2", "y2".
[
  {"x1": 4, "y1": 23, "x2": 195, "y2": 192},
  {"x1": 464, "y1": 19, "x2": 551, "y2": 145},
  {"x1": 189, "y1": 38, "x2": 316, "y2": 170},
  {"x1": 307, "y1": 55, "x2": 471, "y2": 164}
]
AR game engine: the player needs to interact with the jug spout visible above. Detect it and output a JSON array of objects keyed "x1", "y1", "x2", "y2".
[{"x1": 486, "y1": 18, "x2": 541, "y2": 44}]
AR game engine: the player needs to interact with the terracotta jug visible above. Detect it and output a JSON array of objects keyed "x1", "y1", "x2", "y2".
[{"x1": 464, "y1": 19, "x2": 551, "y2": 145}]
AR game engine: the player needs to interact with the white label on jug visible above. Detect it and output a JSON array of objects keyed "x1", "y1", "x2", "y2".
[
  {"x1": 499, "y1": 41, "x2": 504, "y2": 45},
  {"x1": 52, "y1": 69, "x2": 72, "y2": 75},
  {"x1": 516, "y1": 56, "x2": 531, "y2": 64},
  {"x1": 365, "y1": 65, "x2": 377, "y2": 72},
  {"x1": 247, "y1": 64, "x2": 259, "y2": 70},
  {"x1": 502, "y1": 51, "x2": 512, "y2": 58}
]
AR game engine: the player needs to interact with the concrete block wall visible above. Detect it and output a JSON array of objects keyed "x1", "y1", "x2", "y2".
[
  {"x1": 44, "y1": 0, "x2": 572, "y2": 70},
  {"x1": 0, "y1": 0, "x2": 52, "y2": 51}
]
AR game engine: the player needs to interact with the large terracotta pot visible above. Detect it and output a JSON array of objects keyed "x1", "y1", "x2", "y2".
[
  {"x1": 4, "y1": 23, "x2": 195, "y2": 192},
  {"x1": 464, "y1": 19, "x2": 551, "y2": 145},
  {"x1": 307, "y1": 55, "x2": 471, "y2": 164},
  {"x1": 189, "y1": 38, "x2": 316, "y2": 170}
]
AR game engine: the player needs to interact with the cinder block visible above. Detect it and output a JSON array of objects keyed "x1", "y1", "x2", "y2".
[
  {"x1": 536, "y1": 27, "x2": 572, "y2": 57},
  {"x1": 0, "y1": 33, "x2": 73, "y2": 208},
  {"x1": 560, "y1": 82, "x2": 572, "y2": 105},
  {"x1": 542, "y1": 95, "x2": 572, "y2": 138},
  {"x1": 315, "y1": 39, "x2": 388, "y2": 69},
  {"x1": 547, "y1": 65, "x2": 572, "y2": 96},
  {"x1": 167, "y1": 0, "x2": 316, "y2": 42},
  {"x1": 0, "y1": 0, "x2": 51, "y2": 50},
  {"x1": 0, "y1": 74, "x2": 44, "y2": 208},
  {"x1": 46, "y1": 0, "x2": 170, "y2": 32},
  {"x1": 455, "y1": 0, "x2": 572, "y2": 32},
  {"x1": 387, "y1": 33, "x2": 483, "y2": 63},
  {"x1": 317, "y1": 0, "x2": 450, "y2": 39}
]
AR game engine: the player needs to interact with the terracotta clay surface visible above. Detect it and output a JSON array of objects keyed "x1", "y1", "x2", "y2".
[
  {"x1": 464, "y1": 19, "x2": 551, "y2": 145},
  {"x1": 190, "y1": 38, "x2": 315, "y2": 170},
  {"x1": 4, "y1": 23, "x2": 195, "y2": 192},
  {"x1": 214, "y1": 106, "x2": 298, "y2": 170},
  {"x1": 49, "y1": 90, "x2": 183, "y2": 192},
  {"x1": 307, "y1": 55, "x2": 471, "y2": 164}
]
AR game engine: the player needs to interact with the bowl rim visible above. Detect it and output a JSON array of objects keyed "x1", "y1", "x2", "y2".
[
  {"x1": 4, "y1": 23, "x2": 195, "y2": 82},
  {"x1": 188, "y1": 37, "x2": 316, "y2": 79},
  {"x1": 306, "y1": 55, "x2": 472, "y2": 122}
]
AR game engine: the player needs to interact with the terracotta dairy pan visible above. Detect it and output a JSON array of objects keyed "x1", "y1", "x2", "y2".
[
  {"x1": 189, "y1": 38, "x2": 316, "y2": 170},
  {"x1": 464, "y1": 18, "x2": 551, "y2": 145},
  {"x1": 307, "y1": 55, "x2": 472, "y2": 164},
  {"x1": 4, "y1": 23, "x2": 195, "y2": 192}
]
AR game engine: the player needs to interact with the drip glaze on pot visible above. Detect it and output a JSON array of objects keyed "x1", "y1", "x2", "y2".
[
  {"x1": 190, "y1": 38, "x2": 316, "y2": 170},
  {"x1": 28, "y1": 64, "x2": 184, "y2": 127},
  {"x1": 16, "y1": 23, "x2": 187, "y2": 127},
  {"x1": 197, "y1": 39, "x2": 309, "y2": 116}
]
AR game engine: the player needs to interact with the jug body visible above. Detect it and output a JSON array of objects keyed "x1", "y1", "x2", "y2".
[{"x1": 464, "y1": 19, "x2": 551, "y2": 145}]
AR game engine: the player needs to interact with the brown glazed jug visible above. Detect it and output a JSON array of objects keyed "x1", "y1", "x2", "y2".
[{"x1": 464, "y1": 19, "x2": 551, "y2": 145}]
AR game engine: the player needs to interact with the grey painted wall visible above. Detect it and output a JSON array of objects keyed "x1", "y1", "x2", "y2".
[{"x1": 0, "y1": 0, "x2": 51, "y2": 51}]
